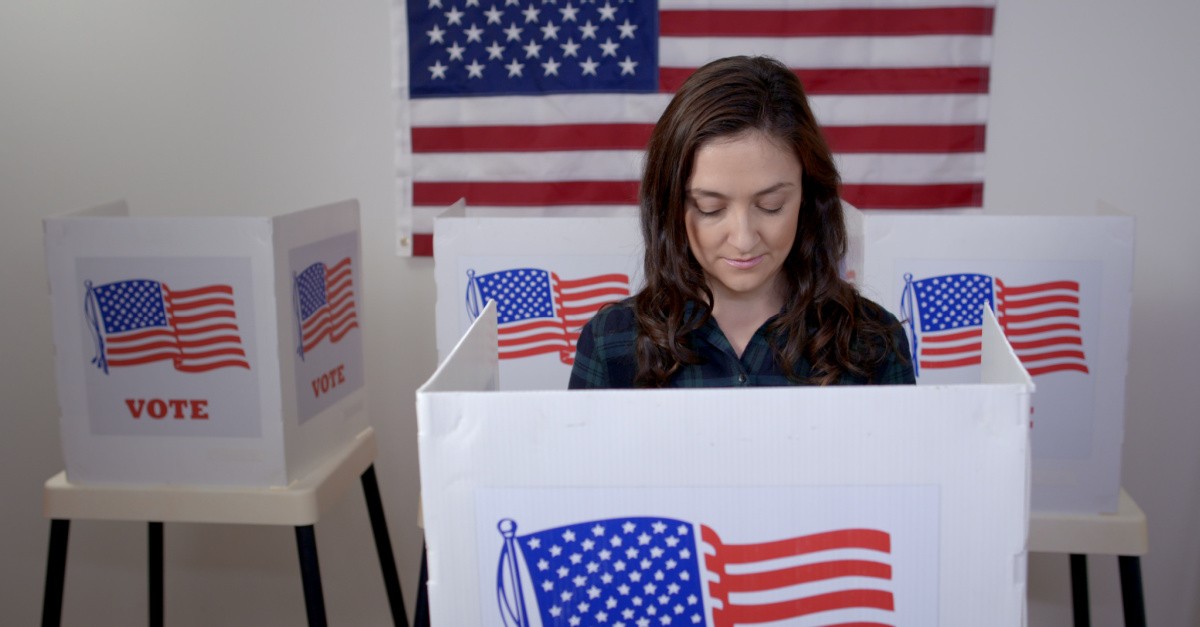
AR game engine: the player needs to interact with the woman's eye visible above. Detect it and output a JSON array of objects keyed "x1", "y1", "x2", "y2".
[
  {"x1": 695, "y1": 205, "x2": 724, "y2": 215},
  {"x1": 758, "y1": 205, "x2": 783, "y2": 213}
]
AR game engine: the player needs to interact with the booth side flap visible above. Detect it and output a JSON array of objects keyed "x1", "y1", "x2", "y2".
[{"x1": 419, "y1": 299, "x2": 499, "y2": 394}]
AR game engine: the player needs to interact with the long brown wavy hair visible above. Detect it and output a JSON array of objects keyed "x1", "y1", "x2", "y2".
[{"x1": 633, "y1": 55, "x2": 902, "y2": 387}]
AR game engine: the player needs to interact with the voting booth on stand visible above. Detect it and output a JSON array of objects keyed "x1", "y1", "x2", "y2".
[
  {"x1": 844, "y1": 208, "x2": 1135, "y2": 515},
  {"x1": 433, "y1": 202, "x2": 641, "y2": 390},
  {"x1": 39, "y1": 200, "x2": 411, "y2": 627},
  {"x1": 43, "y1": 198, "x2": 369, "y2": 486},
  {"x1": 417, "y1": 301, "x2": 1034, "y2": 626}
]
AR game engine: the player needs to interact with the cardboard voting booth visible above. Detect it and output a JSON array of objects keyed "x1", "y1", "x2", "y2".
[
  {"x1": 43, "y1": 199, "x2": 368, "y2": 487},
  {"x1": 434, "y1": 202, "x2": 642, "y2": 390},
  {"x1": 845, "y1": 209, "x2": 1134, "y2": 514},
  {"x1": 417, "y1": 301, "x2": 1033, "y2": 627}
]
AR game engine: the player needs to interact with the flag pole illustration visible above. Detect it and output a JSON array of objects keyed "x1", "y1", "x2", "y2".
[
  {"x1": 495, "y1": 517, "x2": 895, "y2": 627},
  {"x1": 901, "y1": 272, "x2": 1089, "y2": 377},
  {"x1": 466, "y1": 268, "x2": 630, "y2": 365},
  {"x1": 294, "y1": 257, "x2": 360, "y2": 360},
  {"x1": 84, "y1": 278, "x2": 250, "y2": 374}
]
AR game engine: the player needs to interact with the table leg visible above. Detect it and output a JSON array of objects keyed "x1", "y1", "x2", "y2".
[
  {"x1": 295, "y1": 525, "x2": 328, "y2": 627},
  {"x1": 1070, "y1": 553, "x2": 1091, "y2": 627},
  {"x1": 1118, "y1": 556, "x2": 1147, "y2": 627},
  {"x1": 360, "y1": 465, "x2": 408, "y2": 627},
  {"x1": 41, "y1": 519, "x2": 70, "y2": 627},
  {"x1": 414, "y1": 541, "x2": 429, "y2": 627},
  {"x1": 149, "y1": 522, "x2": 163, "y2": 627}
]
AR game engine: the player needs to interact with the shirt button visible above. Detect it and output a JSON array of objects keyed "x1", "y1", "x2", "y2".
[{"x1": 738, "y1": 373, "x2": 747, "y2": 384}]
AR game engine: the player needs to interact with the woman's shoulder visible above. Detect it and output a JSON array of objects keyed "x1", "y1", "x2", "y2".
[{"x1": 586, "y1": 297, "x2": 638, "y2": 340}]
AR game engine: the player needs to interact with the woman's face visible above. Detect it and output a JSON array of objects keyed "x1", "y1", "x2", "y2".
[{"x1": 684, "y1": 130, "x2": 801, "y2": 309}]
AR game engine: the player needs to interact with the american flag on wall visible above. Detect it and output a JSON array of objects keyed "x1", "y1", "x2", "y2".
[
  {"x1": 466, "y1": 267, "x2": 630, "y2": 363},
  {"x1": 399, "y1": 0, "x2": 997, "y2": 255},
  {"x1": 294, "y1": 257, "x2": 360, "y2": 358},
  {"x1": 900, "y1": 272, "x2": 1090, "y2": 377},
  {"x1": 496, "y1": 517, "x2": 895, "y2": 627},
  {"x1": 84, "y1": 279, "x2": 251, "y2": 374}
]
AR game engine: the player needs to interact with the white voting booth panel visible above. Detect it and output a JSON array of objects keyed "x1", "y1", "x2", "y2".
[
  {"x1": 43, "y1": 199, "x2": 369, "y2": 487},
  {"x1": 434, "y1": 203, "x2": 641, "y2": 390},
  {"x1": 845, "y1": 209, "x2": 1134, "y2": 515},
  {"x1": 418, "y1": 301, "x2": 1033, "y2": 627}
]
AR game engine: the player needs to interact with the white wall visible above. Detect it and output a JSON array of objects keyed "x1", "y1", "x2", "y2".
[{"x1": 0, "y1": 1, "x2": 1195, "y2": 625}]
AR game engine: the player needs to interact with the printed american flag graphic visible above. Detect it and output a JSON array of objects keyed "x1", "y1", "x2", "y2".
[
  {"x1": 85, "y1": 279, "x2": 251, "y2": 374},
  {"x1": 496, "y1": 517, "x2": 895, "y2": 627},
  {"x1": 466, "y1": 267, "x2": 630, "y2": 364},
  {"x1": 295, "y1": 257, "x2": 360, "y2": 357},
  {"x1": 401, "y1": 0, "x2": 996, "y2": 255},
  {"x1": 902, "y1": 272, "x2": 1090, "y2": 377}
]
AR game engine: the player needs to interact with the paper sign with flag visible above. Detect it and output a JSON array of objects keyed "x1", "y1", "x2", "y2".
[
  {"x1": 294, "y1": 257, "x2": 360, "y2": 359},
  {"x1": 466, "y1": 267, "x2": 631, "y2": 364},
  {"x1": 900, "y1": 272, "x2": 1089, "y2": 378},
  {"x1": 496, "y1": 516, "x2": 896, "y2": 627},
  {"x1": 85, "y1": 279, "x2": 251, "y2": 374},
  {"x1": 398, "y1": 0, "x2": 997, "y2": 255}
]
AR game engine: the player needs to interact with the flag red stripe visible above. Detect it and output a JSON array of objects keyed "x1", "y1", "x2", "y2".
[
  {"x1": 921, "y1": 342, "x2": 982, "y2": 356},
  {"x1": 167, "y1": 296, "x2": 235, "y2": 310},
  {"x1": 1001, "y1": 322, "x2": 1081, "y2": 337},
  {"x1": 714, "y1": 589, "x2": 895, "y2": 624},
  {"x1": 559, "y1": 286, "x2": 630, "y2": 302},
  {"x1": 107, "y1": 328, "x2": 176, "y2": 344},
  {"x1": 997, "y1": 280, "x2": 1080, "y2": 296},
  {"x1": 841, "y1": 183, "x2": 985, "y2": 209},
  {"x1": 1026, "y1": 363, "x2": 1090, "y2": 376},
  {"x1": 1002, "y1": 293, "x2": 1080, "y2": 309},
  {"x1": 165, "y1": 284, "x2": 234, "y2": 299},
  {"x1": 498, "y1": 319, "x2": 563, "y2": 334},
  {"x1": 661, "y1": 8, "x2": 993, "y2": 37},
  {"x1": 413, "y1": 123, "x2": 985, "y2": 154},
  {"x1": 661, "y1": 66, "x2": 989, "y2": 95},
  {"x1": 701, "y1": 527, "x2": 890, "y2": 565},
  {"x1": 1018, "y1": 349, "x2": 1087, "y2": 364},
  {"x1": 302, "y1": 326, "x2": 331, "y2": 353},
  {"x1": 414, "y1": 181, "x2": 640, "y2": 206},
  {"x1": 920, "y1": 355, "x2": 981, "y2": 368},
  {"x1": 176, "y1": 335, "x2": 246, "y2": 350},
  {"x1": 174, "y1": 355, "x2": 250, "y2": 369},
  {"x1": 169, "y1": 310, "x2": 237, "y2": 326},
  {"x1": 412, "y1": 233, "x2": 433, "y2": 256},
  {"x1": 556, "y1": 274, "x2": 632, "y2": 289},
  {"x1": 497, "y1": 333, "x2": 569, "y2": 348},
  {"x1": 1001, "y1": 308, "x2": 1081, "y2": 325},
  {"x1": 919, "y1": 328, "x2": 980, "y2": 343},
  {"x1": 1009, "y1": 336, "x2": 1083, "y2": 350},
  {"x1": 500, "y1": 345, "x2": 568, "y2": 360},
  {"x1": 107, "y1": 352, "x2": 179, "y2": 367},
  {"x1": 720, "y1": 560, "x2": 891, "y2": 593},
  {"x1": 107, "y1": 341, "x2": 179, "y2": 355},
  {"x1": 415, "y1": 181, "x2": 981, "y2": 208},
  {"x1": 177, "y1": 347, "x2": 247, "y2": 361}
]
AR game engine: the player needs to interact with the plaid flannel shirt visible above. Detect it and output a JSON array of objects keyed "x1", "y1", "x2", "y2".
[{"x1": 568, "y1": 299, "x2": 915, "y2": 389}]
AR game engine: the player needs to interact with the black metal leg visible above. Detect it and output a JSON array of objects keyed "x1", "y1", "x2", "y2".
[
  {"x1": 149, "y1": 522, "x2": 164, "y2": 627},
  {"x1": 360, "y1": 465, "x2": 408, "y2": 627},
  {"x1": 41, "y1": 519, "x2": 70, "y2": 627},
  {"x1": 1070, "y1": 553, "x2": 1091, "y2": 627},
  {"x1": 1119, "y1": 556, "x2": 1147, "y2": 627},
  {"x1": 295, "y1": 525, "x2": 328, "y2": 627},
  {"x1": 414, "y1": 541, "x2": 429, "y2": 627}
]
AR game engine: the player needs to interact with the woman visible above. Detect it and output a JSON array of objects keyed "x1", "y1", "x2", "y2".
[{"x1": 569, "y1": 55, "x2": 914, "y2": 388}]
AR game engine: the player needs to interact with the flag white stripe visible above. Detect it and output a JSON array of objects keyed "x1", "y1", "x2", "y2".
[
  {"x1": 660, "y1": 34, "x2": 991, "y2": 68},
  {"x1": 409, "y1": 93, "x2": 989, "y2": 126},
  {"x1": 414, "y1": 151, "x2": 984, "y2": 184}
]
